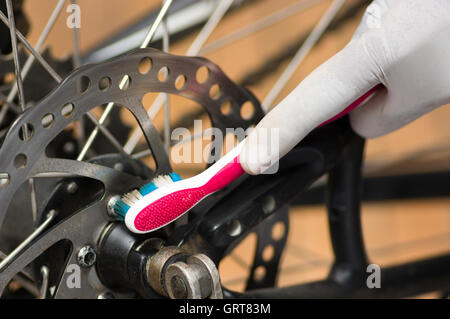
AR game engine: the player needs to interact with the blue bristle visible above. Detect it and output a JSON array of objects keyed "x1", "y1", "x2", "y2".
[
  {"x1": 113, "y1": 200, "x2": 130, "y2": 220},
  {"x1": 170, "y1": 172, "x2": 182, "y2": 182},
  {"x1": 139, "y1": 182, "x2": 158, "y2": 196}
]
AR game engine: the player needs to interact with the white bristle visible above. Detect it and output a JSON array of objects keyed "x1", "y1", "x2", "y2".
[
  {"x1": 153, "y1": 175, "x2": 174, "y2": 188},
  {"x1": 122, "y1": 189, "x2": 143, "y2": 206}
]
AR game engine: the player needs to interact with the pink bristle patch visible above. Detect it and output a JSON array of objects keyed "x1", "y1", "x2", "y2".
[{"x1": 134, "y1": 156, "x2": 244, "y2": 232}]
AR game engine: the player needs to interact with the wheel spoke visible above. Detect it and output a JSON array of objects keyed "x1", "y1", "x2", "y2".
[
  {"x1": 0, "y1": 4, "x2": 63, "y2": 84},
  {"x1": 0, "y1": 210, "x2": 56, "y2": 272},
  {"x1": 0, "y1": 0, "x2": 65, "y2": 126},
  {"x1": 5, "y1": 0, "x2": 26, "y2": 113},
  {"x1": 71, "y1": 0, "x2": 85, "y2": 146},
  {"x1": 162, "y1": 0, "x2": 171, "y2": 154},
  {"x1": 262, "y1": 0, "x2": 346, "y2": 111},
  {"x1": 200, "y1": 0, "x2": 325, "y2": 56},
  {"x1": 39, "y1": 266, "x2": 49, "y2": 299},
  {"x1": 71, "y1": 0, "x2": 82, "y2": 69},
  {"x1": 6, "y1": 0, "x2": 66, "y2": 106},
  {"x1": 85, "y1": 112, "x2": 128, "y2": 156},
  {"x1": 77, "y1": 0, "x2": 174, "y2": 161},
  {"x1": 123, "y1": 0, "x2": 235, "y2": 154}
]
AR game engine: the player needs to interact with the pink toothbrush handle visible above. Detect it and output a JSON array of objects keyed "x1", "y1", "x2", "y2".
[
  {"x1": 319, "y1": 84, "x2": 383, "y2": 127},
  {"x1": 134, "y1": 156, "x2": 244, "y2": 232}
]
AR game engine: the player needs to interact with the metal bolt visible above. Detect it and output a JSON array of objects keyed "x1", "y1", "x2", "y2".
[
  {"x1": 77, "y1": 245, "x2": 97, "y2": 268},
  {"x1": 106, "y1": 195, "x2": 121, "y2": 219},
  {"x1": 170, "y1": 275, "x2": 188, "y2": 299},
  {"x1": 262, "y1": 195, "x2": 276, "y2": 215},
  {"x1": 66, "y1": 182, "x2": 78, "y2": 194}
]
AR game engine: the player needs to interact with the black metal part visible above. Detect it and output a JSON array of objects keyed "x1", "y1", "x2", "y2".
[
  {"x1": 294, "y1": 170, "x2": 450, "y2": 205},
  {"x1": 0, "y1": 0, "x2": 29, "y2": 55},
  {"x1": 30, "y1": 153, "x2": 154, "y2": 295},
  {"x1": 326, "y1": 135, "x2": 368, "y2": 288},
  {"x1": 96, "y1": 223, "x2": 164, "y2": 298},
  {"x1": 245, "y1": 207, "x2": 289, "y2": 290}
]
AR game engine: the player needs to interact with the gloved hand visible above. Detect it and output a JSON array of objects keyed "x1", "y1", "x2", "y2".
[{"x1": 240, "y1": 0, "x2": 450, "y2": 175}]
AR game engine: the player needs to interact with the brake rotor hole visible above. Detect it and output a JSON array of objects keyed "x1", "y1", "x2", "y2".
[
  {"x1": 241, "y1": 101, "x2": 255, "y2": 120},
  {"x1": 18, "y1": 124, "x2": 34, "y2": 141},
  {"x1": 209, "y1": 84, "x2": 221, "y2": 100},
  {"x1": 0, "y1": 173, "x2": 10, "y2": 188},
  {"x1": 196, "y1": 66, "x2": 210, "y2": 84},
  {"x1": 14, "y1": 154, "x2": 27, "y2": 170},
  {"x1": 41, "y1": 113, "x2": 55, "y2": 129},
  {"x1": 175, "y1": 75, "x2": 187, "y2": 90},
  {"x1": 79, "y1": 76, "x2": 91, "y2": 93},
  {"x1": 61, "y1": 103, "x2": 74, "y2": 118},
  {"x1": 220, "y1": 100, "x2": 232, "y2": 115},
  {"x1": 138, "y1": 57, "x2": 152, "y2": 74},
  {"x1": 99, "y1": 76, "x2": 111, "y2": 91},
  {"x1": 120, "y1": 76, "x2": 132, "y2": 90},
  {"x1": 158, "y1": 67, "x2": 170, "y2": 82}
]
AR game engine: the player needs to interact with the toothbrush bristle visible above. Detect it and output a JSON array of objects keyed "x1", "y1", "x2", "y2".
[
  {"x1": 152, "y1": 174, "x2": 174, "y2": 188},
  {"x1": 112, "y1": 200, "x2": 130, "y2": 220},
  {"x1": 113, "y1": 172, "x2": 182, "y2": 218},
  {"x1": 122, "y1": 189, "x2": 143, "y2": 206}
]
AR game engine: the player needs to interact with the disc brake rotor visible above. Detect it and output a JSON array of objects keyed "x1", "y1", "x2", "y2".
[{"x1": 0, "y1": 48, "x2": 263, "y2": 298}]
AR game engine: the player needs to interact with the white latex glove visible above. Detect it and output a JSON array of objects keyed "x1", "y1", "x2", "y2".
[{"x1": 241, "y1": 0, "x2": 450, "y2": 175}]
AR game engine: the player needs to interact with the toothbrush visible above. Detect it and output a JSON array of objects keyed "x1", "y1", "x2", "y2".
[
  {"x1": 113, "y1": 85, "x2": 382, "y2": 234},
  {"x1": 113, "y1": 142, "x2": 246, "y2": 234}
]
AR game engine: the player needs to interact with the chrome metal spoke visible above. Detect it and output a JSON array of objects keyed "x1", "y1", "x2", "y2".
[
  {"x1": 1, "y1": 1, "x2": 128, "y2": 161},
  {"x1": 162, "y1": 0, "x2": 171, "y2": 154},
  {"x1": 85, "y1": 112, "x2": 127, "y2": 156},
  {"x1": 123, "y1": 0, "x2": 235, "y2": 154},
  {"x1": 6, "y1": 0, "x2": 66, "y2": 106},
  {"x1": 39, "y1": 266, "x2": 49, "y2": 299},
  {"x1": 262, "y1": 0, "x2": 346, "y2": 111},
  {"x1": 5, "y1": 0, "x2": 40, "y2": 225},
  {"x1": 71, "y1": 0, "x2": 81, "y2": 69},
  {"x1": 0, "y1": 210, "x2": 57, "y2": 272},
  {"x1": 0, "y1": 1, "x2": 65, "y2": 126},
  {"x1": 71, "y1": 0, "x2": 85, "y2": 146},
  {"x1": 0, "y1": 250, "x2": 34, "y2": 281},
  {"x1": 199, "y1": 0, "x2": 324, "y2": 56},
  {"x1": 77, "y1": 0, "x2": 174, "y2": 161},
  {"x1": 29, "y1": 178, "x2": 38, "y2": 223},
  {"x1": 5, "y1": 0, "x2": 26, "y2": 113},
  {"x1": 0, "y1": 11, "x2": 62, "y2": 84}
]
